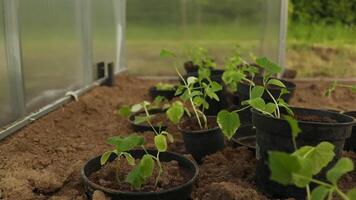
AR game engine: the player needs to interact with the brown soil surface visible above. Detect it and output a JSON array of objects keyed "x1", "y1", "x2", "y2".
[
  {"x1": 0, "y1": 74, "x2": 355, "y2": 200},
  {"x1": 294, "y1": 114, "x2": 338, "y2": 123},
  {"x1": 180, "y1": 117, "x2": 218, "y2": 132},
  {"x1": 90, "y1": 159, "x2": 191, "y2": 192},
  {"x1": 133, "y1": 112, "x2": 169, "y2": 126}
]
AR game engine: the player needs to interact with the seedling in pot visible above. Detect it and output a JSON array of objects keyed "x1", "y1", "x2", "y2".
[
  {"x1": 155, "y1": 82, "x2": 176, "y2": 91},
  {"x1": 218, "y1": 57, "x2": 293, "y2": 140},
  {"x1": 325, "y1": 80, "x2": 356, "y2": 97},
  {"x1": 268, "y1": 117, "x2": 356, "y2": 200},
  {"x1": 184, "y1": 47, "x2": 217, "y2": 73}
]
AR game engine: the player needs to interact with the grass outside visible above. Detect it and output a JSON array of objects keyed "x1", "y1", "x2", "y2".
[{"x1": 127, "y1": 23, "x2": 356, "y2": 78}]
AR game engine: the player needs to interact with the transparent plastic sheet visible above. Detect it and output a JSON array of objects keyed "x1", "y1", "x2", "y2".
[
  {"x1": 126, "y1": 0, "x2": 282, "y2": 75},
  {"x1": 19, "y1": 0, "x2": 85, "y2": 113}
]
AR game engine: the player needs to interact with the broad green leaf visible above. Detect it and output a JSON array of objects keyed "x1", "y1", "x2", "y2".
[
  {"x1": 155, "y1": 134, "x2": 168, "y2": 152},
  {"x1": 265, "y1": 103, "x2": 277, "y2": 114},
  {"x1": 326, "y1": 158, "x2": 354, "y2": 185},
  {"x1": 267, "y1": 79, "x2": 286, "y2": 88},
  {"x1": 255, "y1": 57, "x2": 282, "y2": 74},
  {"x1": 217, "y1": 110, "x2": 240, "y2": 140},
  {"x1": 131, "y1": 104, "x2": 143, "y2": 113},
  {"x1": 284, "y1": 115, "x2": 301, "y2": 139},
  {"x1": 268, "y1": 151, "x2": 300, "y2": 185},
  {"x1": 347, "y1": 189, "x2": 356, "y2": 200},
  {"x1": 248, "y1": 97, "x2": 266, "y2": 111},
  {"x1": 166, "y1": 101, "x2": 184, "y2": 124},
  {"x1": 118, "y1": 106, "x2": 131, "y2": 118},
  {"x1": 311, "y1": 186, "x2": 330, "y2": 200},
  {"x1": 126, "y1": 155, "x2": 154, "y2": 190},
  {"x1": 187, "y1": 76, "x2": 198, "y2": 85},
  {"x1": 122, "y1": 152, "x2": 136, "y2": 166},
  {"x1": 250, "y1": 86, "x2": 265, "y2": 99},
  {"x1": 100, "y1": 151, "x2": 113, "y2": 165},
  {"x1": 293, "y1": 142, "x2": 335, "y2": 175},
  {"x1": 292, "y1": 157, "x2": 313, "y2": 187},
  {"x1": 107, "y1": 134, "x2": 145, "y2": 153},
  {"x1": 160, "y1": 49, "x2": 176, "y2": 58}
]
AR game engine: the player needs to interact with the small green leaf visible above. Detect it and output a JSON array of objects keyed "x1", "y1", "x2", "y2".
[
  {"x1": 248, "y1": 97, "x2": 266, "y2": 111},
  {"x1": 175, "y1": 85, "x2": 185, "y2": 96},
  {"x1": 292, "y1": 157, "x2": 313, "y2": 187},
  {"x1": 284, "y1": 115, "x2": 301, "y2": 139},
  {"x1": 100, "y1": 151, "x2": 113, "y2": 165},
  {"x1": 107, "y1": 134, "x2": 145, "y2": 153},
  {"x1": 217, "y1": 110, "x2": 240, "y2": 140},
  {"x1": 268, "y1": 151, "x2": 300, "y2": 185},
  {"x1": 118, "y1": 106, "x2": 131, "y2": 118},
  {"x1": 205, "y1": 87, "x2": 220, "y2": 101},
  {"x1": 347, "y1": 189, "x2": 356, "y2": 200},
  {"x1": 293, "y1": 142, "x2": 335, "y2": 175},
  {"x1": 198, "y1": 67, "x2": 211, "y2": 81},
  {"x1": 279, "y1": 99, "x2": 294, "y2": 115},
  {"x1": 131, "y1": 104, "x2": 143, "y2": 113},
  {"x1": 162, "y1": 131, "x2": 174, "y2": 143},
  {"x1": 122, "y1": 152, "x2": 135, "y2": 166},
  {"x1": 190, "y1": 91, "x2": 203, "y2": 97},
  {"x1": 126, "y1": 155, "x2": 155, "y2": 190},
  {"x1": 265, "y1": 103, "x2": 277, "y2": 114},
  {"x1": 154, "y1": 134, "x2": 168, "y2": 152},
  {"x1": 187, "y1": 76, "x2": 198, "y2": 85},
  {"x1": 267, "y1": 79, "x2": 286, "y2": 88},
  {"x1": 250, "y1": 86, "x2": 265, "y2": 99},
  {"x1": 134, "y1": 115, "x2": 153, "y2": 125},
  {"x1": 311, "y1": 186, "x2": 330, "y2": 200},
  {"x1": 326, "y1": 158, "x2": 354, "y2": 185},
  {"x1": 210, "y1": 81, "x2": 223, "y2": 92},
  {"x1": 166, "y1": 101, "x2": 184, "y2": 124},
  {"x1": 160, "y1": 49, "x2": 176, "y2": 58},
  {"x1": 255, "y1": 57, "x2": 282, "y2": 74}
]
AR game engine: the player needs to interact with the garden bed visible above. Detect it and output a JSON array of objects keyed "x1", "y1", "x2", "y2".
[{"x1": 0, "y1": 74, "x2": 355, "y2": 200}]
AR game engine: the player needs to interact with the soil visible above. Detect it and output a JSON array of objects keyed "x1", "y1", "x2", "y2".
[
  {"x1": 180, "y1": 117, "x2": 218, "y2": 132},
  {"x1": 89, "y1": 159, "x2": 191, "y2": 192},
  {"x1": 133, "y1": 112, "x2": 169, "y2": 126},
  {"x1": 0, "y1": 73, "x2": 355, "y2": 200},
  {"x1": 294, "y1": 113, "x2": 338, "y2": 123}
]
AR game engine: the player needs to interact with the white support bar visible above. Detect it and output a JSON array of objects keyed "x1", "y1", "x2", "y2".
[
  {"x1": 115, "y1": 0, "x2": 126, "y2": 72},
  {"x1": 278, "y1": 0, "x2": 289, "y2": 68}
]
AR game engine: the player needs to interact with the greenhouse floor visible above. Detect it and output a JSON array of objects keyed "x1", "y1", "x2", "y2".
[{"x1": 0, "y1": 74, "x2": 355, "y2": 200}]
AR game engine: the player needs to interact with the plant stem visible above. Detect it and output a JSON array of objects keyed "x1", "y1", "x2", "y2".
[
  {"x1": 335, "y1": 187, "x2": 350, "y2": 200},
  {"x1": 233, "y1": 106, "x2": 250, "y2": 113},
  {"x1": 266, "y1": 88, "x2": 280, "y2": 118},
  {"x1": 143, "y1": 104, "x2": 159, "y2": 135},
  {"x1": 306, "y1": 185, "x2": 311, "y2": 200},
  {"x1": 154, "y1": 152, "x2": 163, "y2": 188}
]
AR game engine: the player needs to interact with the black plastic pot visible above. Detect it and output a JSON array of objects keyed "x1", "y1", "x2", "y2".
[
  {"x1": 82, "y1": 150, "x2": 199, "y2": 200},
  {"x1": 231, "y1": 124, "x2": 256, "y2": 152},
  {"x1": 149, "y1": 86, "x2": 177, "y2": 100},
  {"x1": 252, "y1": 107, "x2": 355, "y2": 199},
  {"x1": 235, "y1": 76, "x2": 296, "y2": 105},
  {"x1": 129, "y1": 109, "x2": 167, "y2": 132},
  {"x1": 178, "y1": 116, "x2": 225, "y2": 162},
  {"x1": 343, "y1": 111, "x2": 356, "y2": 152}
]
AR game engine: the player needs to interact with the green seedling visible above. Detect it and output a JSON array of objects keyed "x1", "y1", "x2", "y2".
[
  {"x1": 268, "y1": 117, "x2": 356, "y2": 200},
  {"x1": 218, "y1": 56, "x2": 293, "y2": 140},
  {"x1": 155, "y1": 82, "x2": 176, "y2": 91},
  {"x1": 160, "y1": 49, "x2": 222, "y2": 130},
  {"x1": 187, "y1": 46, "x2": 217, "y2": 70},
  {"x1": 325, "y1": 80, "x2": 356, "y2": 97}
]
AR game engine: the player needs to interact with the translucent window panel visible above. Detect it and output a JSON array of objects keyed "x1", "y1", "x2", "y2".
[
  {"x1": 19, "y1": 0, "x2": 85, "y2": 113},
  {"x1": 0, "y1": 0, "x2": 14, "y2": 126},
  {"x1": 91, "y1": 0, "x2": 118, "y2": 73},
  {"x1": 126, "y1": 0, "x2": 281, "y2": 75}
]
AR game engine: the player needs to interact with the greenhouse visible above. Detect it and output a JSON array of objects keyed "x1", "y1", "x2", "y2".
[{"x1": 0, "y1": 0, "x2": 355, "y2": 199}]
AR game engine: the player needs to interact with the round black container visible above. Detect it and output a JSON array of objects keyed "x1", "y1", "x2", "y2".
[
  {"x1": 82, "y1": 150, "x2": 199, "y2": 200},
  {"x1": 178, "y1": 116, "x2": 225, "y2": 162},
  {"x1": 235, "y1": 76, "x2": 296, "y2": 105},
  {"x1": 183, "y1": 61, "x2": 199, "y2": 74},
  {"x1": 129, "y1": 109, "x2": 167, "y2": 132},
  {"x1": 252, "y1": 107, "x2": 355, "y2": 199},
  {"x1": 149, "y1": 86, "x2": 177, "y2": 100},
  {"x1": 343, "y1": 111, "x2": 356, "y2": 152},
  {"x1": 231, "y1": 124, "x2": 256, "y2": 152}
]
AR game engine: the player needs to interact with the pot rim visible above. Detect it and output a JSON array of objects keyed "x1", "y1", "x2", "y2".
[
  {"x1": 81, "y1": 150, "x2": 199, "y2": 196},
  {"x1": 252, "y1": 107, "x2": 356, "y2": 126}
]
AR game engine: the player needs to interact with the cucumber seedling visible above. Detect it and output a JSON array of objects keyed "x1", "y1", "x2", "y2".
[
  {"x1": 325, "y1": 80, "x2": 356, "y2": 97},
  {"x1": 268, "y1": 116, "x2": 356, "y2": 200},
  {"x1": 218, "y1": 56, "x2": 293, "y2": 140}
]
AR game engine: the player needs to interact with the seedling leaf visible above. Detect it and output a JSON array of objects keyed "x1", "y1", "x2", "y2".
[
  {"x1": 311, "y1": 186, "x2": 330, "y2": 200},
  {"x1": 131, "y1": 104, "x2": 143, "y2": 113},
  {"x1": 284, "y1": 115, "x2": 301, "y2": 139},
  {"x1": 107, "y1": 134, "x2": 145, "y2": 153},
  {"x1": 347, "y1": 189, "x2": 356, "y2": 200},
  {"x1": 187, "y1": 76, "x2": 198, "y2": 85},
  {"x1": 126, "y1": 155, "x2": 154, "y2": 190},
  {"x1": 255, "y1": 57, "x2": 282, "y2": 74},
  {"x1": 118, "y1": 106, "x2": 131, "y2": 118},
  {"x1": 166, "y1": 101, "x2": 184, "y2": 124},
  {"x1": 122, "y1": 152, "x2": 135, "y2": 166},
  {"x1": 250, "y1": 86, "x2": 265, "y2": 99},
  {"x1": 326, "y1": 158, "x2": 354, "y2": 185},
  {"x1": 217, "y1": 110, "x2": 240, "y2": 140},
  {"x1": 267, "y1": 79, "x2": 286, "y2": 88},
  {"x1": 154, "y1": 134, "x2": 167, "y2": 152},
  {"x1": 100, "y1": 151, "x2": 113, "y2": 165},
  {"x1": 268, "y1": 151, "x2": 300, "y2": 185}
]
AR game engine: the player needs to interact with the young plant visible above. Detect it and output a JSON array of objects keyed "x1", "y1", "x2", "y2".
[
  {"x1": 161, "y1": 49, "x2": 223, "y2": 130},
  {"x1": 268, "y1": 117, "x2": 356, "y2": 200},
  {"x1": 325, "y1": 80, "x2": 356, "y2": 97},
  {"x1": 155, "y1": 82, "x2": 176, "y2": 91},
  {"x1": 218, "y1": 57, "x2": 293, "y2": 140},
  {"x1": 187, "y1": 46, "x2": 217, "y2": 70}
]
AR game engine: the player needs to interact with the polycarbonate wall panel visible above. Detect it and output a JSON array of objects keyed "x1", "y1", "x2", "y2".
[
  {"x1": 0, "y1": 0, "x2": 14, "y2": 126},
  {"x1": 92, "y1": 0, "x2": 118, "y2": 72},
  {"x1": 126, "y1": 0, "x2": 281, "y2": 75},
  {"x1": 19, "y1": 0, "x2": 85, "y2": 113}
]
